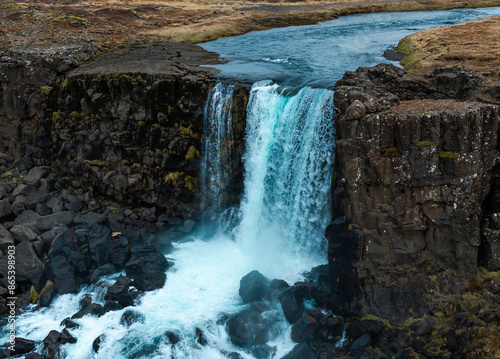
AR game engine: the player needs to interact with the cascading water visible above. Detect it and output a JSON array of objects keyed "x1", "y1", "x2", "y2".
[
  {"x1": 1, "y1": 82, "x2": 334, "y2": 359},
  {"x1": 202, "y1": 82, "x2": 236, "y2": 225}
]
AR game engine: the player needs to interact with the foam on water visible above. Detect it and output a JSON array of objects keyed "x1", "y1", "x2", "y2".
[{"x1": 1, "y1": 82, "x2": 334, "y2": 358}]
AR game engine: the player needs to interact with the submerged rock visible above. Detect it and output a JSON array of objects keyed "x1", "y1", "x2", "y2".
[{"x1": 120, "y1": 309, "x2": 146, "y2": 327}]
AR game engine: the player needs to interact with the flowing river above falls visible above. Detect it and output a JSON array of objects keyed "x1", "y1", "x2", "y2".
[
  {"x1": 201, "y1": 6, "x2": 500, "y2": 88},
  {"x1": 2, "y1": 6, "x2": 500, "y2": 359}
]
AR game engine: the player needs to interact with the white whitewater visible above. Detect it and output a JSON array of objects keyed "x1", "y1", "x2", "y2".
[{"x1": 2, "y1": 82, "x2": 335, "y2": 359}]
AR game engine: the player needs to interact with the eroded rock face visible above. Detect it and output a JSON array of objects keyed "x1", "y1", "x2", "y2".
[
  {"x1": 0, "y1": 43, "x2": 248, "y2": 218},
  {"x1": 331, "y1": 64, "x2": 500, "y2": 320}
]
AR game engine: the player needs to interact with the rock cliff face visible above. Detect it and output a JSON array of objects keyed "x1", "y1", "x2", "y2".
[
  {"x1": 330, "y1": 63, "x2": 500, "y2": 321},
  {"x1": 0, "y1": 43, "x2": 248, "y2": 218}
]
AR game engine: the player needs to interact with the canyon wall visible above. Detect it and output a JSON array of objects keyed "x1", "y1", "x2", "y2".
[
  {"x1": 0, "y1": 44, "x2": 248, "y2": 219},
  {"x1": 329, "y1": 63, "x2": 500, "y2": 321}
]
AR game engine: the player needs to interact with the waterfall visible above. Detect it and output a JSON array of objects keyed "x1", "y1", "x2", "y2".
[
  {"x1": 237, "y1": 81, "x2": 335, "y2": 257},
  {"x1": 202, "y1": 83, "x2": 235, "y2": 225},
  {"x1": 1, "y1": 82, "x2": 335, "y2": 359}
]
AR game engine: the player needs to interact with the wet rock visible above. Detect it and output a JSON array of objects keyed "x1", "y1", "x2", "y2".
[
  {"x1": 226, "y1": 303, "x2": 274, "y2": 347},
  {"x1": 281, "y1": 343, "x2": 316, "y2": 359},
  {"x1": 109, "y1": 235, "x2": 130, "y2": 267},
  {"x1": 25, "y1": 353, "x2": 43, "y2": 359},
  {"x1": 278, "y1": 287, "x2": 304, "y2": 324},
  {"x1": 125, "y1": 245, "x2": 169, "y2": 291},
  {"x1": 23, "y1": 167, "x2": 47, "y2": 187},
  {"x1": 239, "y1": 270, "x2": 270, "y2": 303},
  {"x1": 3, "y1": 337, "x2": 35, "y2": 355},
  {"x1": 93, "y1": 334, "x2": 106, "y2": 353},
  {"x1": 61, "y1": 318, "x2": 80, "y2": 329},
  {"x1": 71, "y1": 303, "x2": 103, "y2": 319},
  {"x1": 250, "y1": 344, "x2": 276, "y2": 358},
  {"x1": 89, "y1": 263, "x2": 116, "y2": 283},
  {"x1": 102, "y1": 300, "x2": 124, "y2": 314},
  {"x1": 43, "y1": 330, "x2": 62, "y2": 359},
  {"x1": 40, "y1": 286, "x2": 58, "y2": 307},
  {"x1": 120, "y1": 309, "x2": 145, "y2": 327},
  {"x1": 106, "y1": 275, "x2": 131, "y2": 300},
  {"x1": 84, "y1": 212, "x2": 108, "y2": 225},
  {"x1": 291, "y1": 314, "x2": 320, "y2": 343},
  {"x1": 165, "y1": 331, "x2": 181, "y2": 345},
  {"x1": 195, "y1": 327, "x2": 207, "y2": 345}
]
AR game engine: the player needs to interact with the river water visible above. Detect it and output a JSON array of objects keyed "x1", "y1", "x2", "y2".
[
  {"x1": 2, "y1": 6, "x2": 500, "y2": 359},
  {"x1": 201, "y1": 6, "x2": 500, "y2": 88}
]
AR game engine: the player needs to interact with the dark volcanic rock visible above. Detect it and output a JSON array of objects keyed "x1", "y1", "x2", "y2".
[
  {"x1": 332, "y1": 63, "x2": 500, "y2": 321},
  {"x1": 239, "y1": 270, "x2": 270, "y2": 303},
  {"x1": 125, "y1": 245, "x2": 169, "y2": 291},
  {"x1": 278, "y1": 287, "x2": 304, "y2": 324},
  {"x1": 120, "y1": 309, "x2": 145, "y2": 327}
]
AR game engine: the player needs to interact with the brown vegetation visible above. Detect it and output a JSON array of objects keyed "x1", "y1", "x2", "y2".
[
  {"x1": 397, "y1": 16, "x2": 500, "y2": 86},
  {"x1": 1, "y1": 0, "x2": 499, "y2": 51}
]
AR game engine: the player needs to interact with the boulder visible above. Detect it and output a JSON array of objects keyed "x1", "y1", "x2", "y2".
[
  {"x1": 89, "y1": 264, "x2": 116, "y2": 283},
  {"x1": 278, "y1": 287, "x2": 304, "y2": 324},
  {"x1": 0, "y1": 241, "x2": 43, "y2": 289},
  {"x1": 36, "y1": 211, "x2": 73, "y2": 231},
  {"x1": 281, "y1": 343, "x2": 316, "y2": 359},
  {"x1": 165, "y1": 331, "x2": 181, "y2": 345},
  {"x1": 102, "y1": 300, "x2": 123, "y2": 314},
  {"x1": 239, "y1": 270, "x2": 270, "y2": 303},
  {"x1": 71, "y1": 303, "x2": 103, "y2": 319},
  {"x1": 92, "y1": 334, "x2": 106, "y2": 353},
  {"x1": 291, "y1": 315, "x2": 320, "y2": 343},
  {"x1": 125, "y1": 245, "x2": 169, "y2": 291},
  {"x1": 226, "y1": 303, "x2": 275, "y2": 347},
  {"x1": 24, "y1": 190, "x2": 49, "y2": 210},
  {"x1": 10, "y1": 224, "x2": 37, "y2": 242},
  {"x1": 0, "y1": 224, "x2": 14, "y2": 252},
  {"x1": 106, "y1": 275, "x2": 131, "y2": 300},
  {"x1": 23, "y1": 167, "x2": 47, "y2": 187},
  {"x1": 40, "y1": 286, "x2": 58, "y2": 307},
  {"x1": 120, "y1": 309, "x2": 145, "y2": 327},
  {"x1": 350, "y1": 332, "x2": 371, "y2": 357},
  {"x1": 60, "y1": 318, "x2": 80, "y2": 329},
  {"x1": 88, "y1": 223, "x2": 111, "y2": 265},
  {"x1": 49, "y1": 255, "x2": 78, "y2": 294},
  {"x1": 4, "y1": 337, "x2": 35, "y2": 356},
  {"x1": 0, "y1": 199, "x2": 11, "y2": 218}
]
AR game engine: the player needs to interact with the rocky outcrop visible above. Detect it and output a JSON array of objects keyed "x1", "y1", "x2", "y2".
[
  {"x1": 330, "y1": 63, "x2": 500, "y2": 321},
  {"x1": 0, "y1": 43, "x2": 248, "y2": 218}
]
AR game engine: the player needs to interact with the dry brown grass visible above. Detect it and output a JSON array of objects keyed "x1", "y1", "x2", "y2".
[
  {"x1": 396, "y1": 16, "x2": 500, "y2": 90},
  {"x1": 1, "y1": 0, "x2": 499, "y2": 50}
]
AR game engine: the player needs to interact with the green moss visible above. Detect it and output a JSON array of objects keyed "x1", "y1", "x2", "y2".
[
  {"x1": 380, "y1": 147, "x2": 401, "y2": 157},
  {"x1": 61, "y1": 78, "x2": 69, "y2": 90},
  {"x1": 41, "y1": 86, "x2": 53, "y2": 96},
  {"x1": 415, "y1": 141, "x2": 434, "y2": 147},
  {"x1": 184, "y1": 176, "x2": 199, "y2": 191},
  {"x1": 185, "y1": 145, "x2": 200, "y2": 161},
  {"x1": 179, "y1": 125, "x2": 199, "y2": 139},
  {"x1": 439, "y1": 151, "x2": 459, "y2": 160},
  {"x1": 152, "y1": 123, "x2": 162, "y2": 130},
  {"x1": 164, "y1": 171, "x2": 183, "y2": 185},
  {"x1": 396, "y1": 37, "x2": 425, "y2": 67},
  {"x1": 51, "y1": 110, "x2": 61, "y2": 124},
  {"x1": 138, "y1": 121, "x2": 146, "y2": 127}
]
